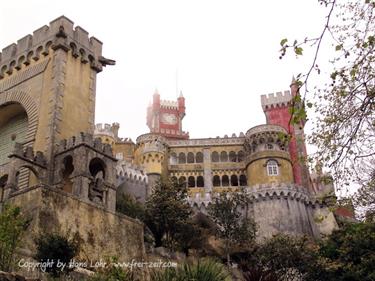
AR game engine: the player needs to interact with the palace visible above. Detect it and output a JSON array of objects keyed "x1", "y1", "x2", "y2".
[
  {"x1": 0, "y1": 16, "x2": 338, "y2": 267},
  {"x1": 97, "y1": 83, "x2": 338, "y2": 238}
]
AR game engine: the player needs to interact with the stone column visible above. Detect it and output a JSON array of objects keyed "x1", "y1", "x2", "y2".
[{"x1": 203, "y1": 148, "x2": 212, "y2": 192}]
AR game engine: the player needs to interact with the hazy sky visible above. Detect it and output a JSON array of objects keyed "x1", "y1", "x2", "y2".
[{"x1": 0, "y1": 0, "x2": 330, "y2": 141}]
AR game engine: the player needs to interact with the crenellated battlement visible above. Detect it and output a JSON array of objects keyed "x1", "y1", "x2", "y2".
[
  {"x1": 55, "y1": 132, "x2": 113, "y2": 157},
  {"x1": 10, "y1": 143, "x2": 47, "y2": 168},
  {"x1": 94, "y1": 123, "x2": 119, "y2": 138},
  {"x1": 0, "y1": 15, "x2": 113, "y2": 79},
  {"x1": 116, "y1": 161, "x2": 148, "y2": 184},
  {"x1": 188, "y1": 183, "x2": 321, "y2": 209},
  {"x1": 261, "y1": 90, "x2": 292, "y2": 110},
  {"x1": 160, "y1": 99, "x2": 178, "y2": 109}
]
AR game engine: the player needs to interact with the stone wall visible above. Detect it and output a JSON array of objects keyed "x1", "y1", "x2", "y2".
[{"x1": 7, "y1": 185, "x2": 146, "y2": 271}]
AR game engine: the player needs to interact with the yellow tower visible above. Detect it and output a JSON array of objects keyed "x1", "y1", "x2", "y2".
[
  {"x1": 244, "y1": 124, "x2": 293, "y2": 186},
  {"x1": 0, "y1": 16, "x2": 114, "y2": 186},
  {"x1": 135, "y1": 134, "x2": 167, "y2": 195}
]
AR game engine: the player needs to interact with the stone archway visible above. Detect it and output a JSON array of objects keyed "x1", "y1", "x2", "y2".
[{"x1": 0, "y1": 90, "x2": 39, "y2": 143}]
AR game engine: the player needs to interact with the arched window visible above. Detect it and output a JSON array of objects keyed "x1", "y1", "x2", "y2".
[
  {"x1": 0, "y1": 103, "x2": 28, "y2": 166},
  {"x1": 188, "y1": 176, "x2": 195, "y2": 187},
  {"x1": 230, "y1": 175, "x2": 238, "y2": 186},
  {"x1": 222, "y1": 175, "x2": 229, "y2": 186},
  {"x1": 237, "y1": 151, "x2": 245, "y2": 162},
  {"x1": 197, "y1": 176, "x2": 204, "y2": 187},
  {"x1": 179, "y1": 176, "x2": 186, "y2": 187},
  {"x1": 178, "y1": 152, "x2": 186, "y2": 164},
  {"x1": 0, "y1": 175, "x2": 8, "y2": 201},
  {"x1": 267, "y1": 160, "x2": 279, "y2": 176},
  {"x1": 89, "y1": 158, "x2": 106, "y2": 179},
  {"x1": 220, "y1": 151, "x2": 228, "y2": 162},
  {"x1": 213, "y1": 175, "x2": 221, "y2": 187},
  {"x1": 171, "y1": 176, "x2": 178, "y2": 183},
  {"x1": 211, "y1": 151, "x2": 219, "y2": 162},
  {"x1": 187, "y1": 152, "x2": 195, "y2": 163},
  {"x1": 239, "y1": 175, "x2": 247, "y2": 186},
  {"x1": 62, "y1": 155, "x2": 74, "y2": 193},
  {"x1": 229, "y1": 151, "x2": 237, "y2": 162},
  {"x1": 196, "y1": 152, "x2": 204, "y2": 163},
  {"x1": 169, "y1": 152, "x2": 177, "y2": 164}
]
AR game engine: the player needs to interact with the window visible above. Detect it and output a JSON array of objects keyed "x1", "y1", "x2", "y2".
[
  {"x1": 220, "y1": 151, "x2": 228, "y2": 162},
  {"x1": 197, "y1": 176, "x2": 204, "y2": 187},
  {"x1": 188, "y1": 176, "x2": 195, "y2": 187},
  {"x1": 196, "y1": 152, "x2": 204, "y2": 163},
  {"x1": 267, "y1": 160, "x2": 279, "y2": 176},
  {"x1": 229, "y1": 151, "x2": 237, "y2": 162},
  {"x1": 213, "y1": 175, "x2": 221, "y2": 187},
  {"x1": 187, "y1": 152, "x2": 195, "y2": 163},
  {"x1": 178, "y1": 152, "x2": 186, "y2": 164},
  {"x1": 230, "y1": 175, "x2": 238, "y2": 186},
  {"x1": 222, "y1": 175, "x2": 229, "y2": 186},
  {"x1": 239, "y1": 175, "x2": 247, "y2": 186},
  {"x1": 211, "y1": 151, "x2": 219, "y2": 162}
]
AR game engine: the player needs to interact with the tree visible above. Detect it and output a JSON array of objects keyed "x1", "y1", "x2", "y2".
[
  {"x1": 280, "y1": 0, "x2": 375, "y2": 215},
  {"x1": 208, "y1": 193, "x2": 257, "y2": 266},
  {"x1": 0, "y1": 205, "x2": 29, "y2": 271},
  {"x1": 116, "y1": 193, "x2": 145, "y2": 221},
  {"x1": 318, "y1": 221, "x2": 375, "y2": 281},
  {"x1": 143, "y1": 178, "x2": 192, "y2": 249},
  {"x1": 34, "y1": 232, "x2": 79, "y2": 277}
]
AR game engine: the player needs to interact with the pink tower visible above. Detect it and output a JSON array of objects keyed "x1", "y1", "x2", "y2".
[
  {"x1": 261, "y1": 78, "x2": 310, "y2": 189},
  {"x1": 146, "y1": 90, "x2": 189, "y2": 140}
]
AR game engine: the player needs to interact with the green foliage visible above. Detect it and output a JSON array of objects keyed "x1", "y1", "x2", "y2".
[
  {"x1": 279, "y1": 0, "x2": 375, "y2": 215},
  {"x1": 0, "y1": 204, "x2": 29, "y2": 271},
  {"x1": 151, "y1": 258, "x2": 231, "y2": 281},
  {"x1": 234, "y1": 234, "x2": 324, "y2": 281},
  {"x1": 116, "y1": 193, "x2": 145, "y2": 221},
  {"x1": 34, "y1": 232, "x2": 79, "y2": 277},
  {"x1": 143, "y1": 178, "x2": 192, "y2": 249},
  {"x1": 208, "y1": 193, "x2": 257, "y2": 265},
  {"x1": 319, "y1": 222, "x2": 375, "y2": 281}
]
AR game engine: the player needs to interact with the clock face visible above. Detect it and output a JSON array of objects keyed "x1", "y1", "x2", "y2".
[{"x1": 161, "y1": 113, "x2": 178, "y2": 125}]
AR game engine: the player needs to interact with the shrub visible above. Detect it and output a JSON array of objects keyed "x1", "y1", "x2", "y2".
[
  {"x1": 0, "y1": 205, "x2": 29, "y2": 271},
  {"x1": 34, "y1": 232, "x2": 79, "y2": 277}
]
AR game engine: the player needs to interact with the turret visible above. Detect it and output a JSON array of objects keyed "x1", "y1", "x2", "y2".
[
  {"x1": 178, "y1": 91, "x2": 186, "y2": 117},
  {"x1": 135, "y1": 134, "x2": 168, "y2": 197},
  {"x1": 244, "y1": 125, "x2": 293, "y2": 186}
]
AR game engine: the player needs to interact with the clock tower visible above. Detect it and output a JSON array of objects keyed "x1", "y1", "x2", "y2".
[{"x1": 146, "y1": 90, "x2": 189, "y2": 139}]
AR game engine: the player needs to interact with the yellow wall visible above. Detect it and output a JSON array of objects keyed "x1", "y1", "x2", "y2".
[{"x1": 247, "y1": 155, "x2": 293, "y2": 186}]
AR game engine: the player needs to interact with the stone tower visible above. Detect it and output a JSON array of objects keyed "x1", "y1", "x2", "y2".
[
  {"x1": 0, "y1": 16, "x2": 115, "y2": 188},
  {"x1": 261, "y1": 81, "x2": 310, "y2": 189},
  {"x1": 0, "y1": 16, "x2": 145, "y2": 267}
]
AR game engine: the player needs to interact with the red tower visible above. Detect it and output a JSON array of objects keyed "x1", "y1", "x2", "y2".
[
  {"x1": 146, "y1": 90, "x2": 189, "y2": 139},
  {"x1": 261, "y1": 78, "x2": 310, "y2": 188}
]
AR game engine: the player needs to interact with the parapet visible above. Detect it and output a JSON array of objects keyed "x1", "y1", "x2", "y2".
[
  {"x1": 0, "y1": 15, "x2": 113, "y2": 78},
  {"x1": 55, "y1": 132, "x2": 114, "y2": 157},
  {"x1": 160, "y1": 99, "x2": 178, "y2": 109},
  {"x1": 95, "y1": 123, "x2": 115, "y2": 138},
  {"x1": 261, "y1": 90, "x2": 292, "y2": 111},
  {"x1": 10, "y1": 143, "x2": 47, "y2": 167}
]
